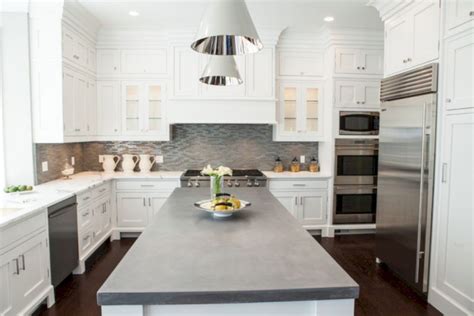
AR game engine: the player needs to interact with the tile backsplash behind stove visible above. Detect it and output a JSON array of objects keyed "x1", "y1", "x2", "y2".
[{"x1": 35, "y1": 124, "x2": 318, "y2": 184}]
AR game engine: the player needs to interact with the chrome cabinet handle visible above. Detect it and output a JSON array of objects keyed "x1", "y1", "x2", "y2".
[
  {"x1": 293, "y1": 184, "x2": 306, "y2": 187},
  {"x1": 99, "y1": 188, "x2": 107, "y2": 193},
  {"x1": 83, "y1": 235, "x2": 90, "y2": 242},
  {"x1": 13, "y1": 258, "x2": 19, "y2": 275},
  {"x1": 143, "y1": 198, "x2": 146, "y2": 206},
  {"x1": 19, "y1": 255, "x2": 25, "y2": 271},
  {"x1": 83, "y1": 196, "x2": 90, "y2": 201},
  {"x1": 141, "y1": 184, "x2": 154, "y2": 187},
  {"x1": 73, "y1": 55, "x2": 79, "y2": 59},
  {"x1": 294, "y1": 197, "x2": 298, "y2": 205},
  {"x1": 82, "y1": 211, "x2": 89, "y2": 217},
  {"x1": 148, "y1": 198, "x2": 151, "y2": 207},
  {"x1": 442, "y1": 163, "x2": 448, "y2": 183},
  {"x1": 300, "y1": 197, "x2": 303, "y2": 205}
]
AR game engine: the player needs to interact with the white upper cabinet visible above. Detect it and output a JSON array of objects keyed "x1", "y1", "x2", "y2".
[
  {"x1": 335, "y1": 48, "x2": 383, "y2": 75},
  {"x1": 97, "y1": 81, "x2": 121, "y2": 136},
  {"x1": 444, "y1": 31, "x2": 473, "y2": 110},
  {"x1": 444, "y1": 0, "x2": 474, "y2": 35},
  {"x1": 62, "y1": 68, "x2": 89, "y2": 136},
  {"x1": 97, "y1": 49, "x2": 121, "y2": 75},
  {"x1": 173, "y1": 47, "x2": 200, "y2": 97},
  {"x1": 278, "y1": 50, "x2": 324, "y2": 77},
  {"x1": 122, "y1": 81, "x2": 168, "y2": 139},
  {"x1": 334, "y1": 80, "x2": 381, "y2": 108},
  {"x1": 274, "y1": 80, "x2": 324, "y2": 141},
  {"x1": 171, "y1": 46, "x2": 274, "y2": 100},
  {"x1": 384, "y1": 0, "x2": 440, "y2": 76},
  {"x1": 121, "y1": 49, "x2": 167, "y2": 75},
  {"x1": 246, "y1": 48, "x2": 274, "y2": 98},
  {"x1": 62, "y1": 24, "x2": 95, "y2": 74}
]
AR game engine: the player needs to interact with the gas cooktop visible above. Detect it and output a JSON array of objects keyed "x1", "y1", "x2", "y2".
[{"x1": 182, "y1": 169, "x2": 264, "y2": 178}]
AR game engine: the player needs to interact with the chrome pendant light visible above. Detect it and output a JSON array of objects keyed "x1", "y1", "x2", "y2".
[
  {"x1": 199, "y1": 56, "x2": 243, "y2": 86},
  {"x1": 191, "y1": 0, "x2": 263, "y2": 55}
]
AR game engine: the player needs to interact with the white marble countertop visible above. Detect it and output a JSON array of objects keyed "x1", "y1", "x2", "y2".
[
  {"x1": 0, "y1": 171, "x2": 183, "y2": 229},
  {"x1": 1, "y1": 170, "x2": 333, "y2": 228},
  {"x1": 262, "y1": 171, "x2": 332, "y2": 179}
]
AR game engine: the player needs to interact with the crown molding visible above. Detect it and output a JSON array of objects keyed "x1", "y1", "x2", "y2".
[
  {"x1": 62, "y1": 0, "x2": 101, "y2": 43},
  {"x1": 367, "y1": 0, "x2": 415, "y2": 22}
]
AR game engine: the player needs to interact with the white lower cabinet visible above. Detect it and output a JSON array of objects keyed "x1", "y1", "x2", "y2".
[
  {"x1": 115, "y1": 180, "x2": 178, "y2": 231},
  {"x1": 269, "y1": 179, "x2": 328, "y2": 227},
  {"x1": 0, "y1": 212, "x2": 52, "y2": 316}
]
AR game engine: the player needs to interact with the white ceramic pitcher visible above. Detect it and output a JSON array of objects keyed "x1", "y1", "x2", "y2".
[
  {"x1": 102, "y1": 155, "x2": 120, "y2": 173},
  {"x1": 138, "y1": 154, "x2": 156, "y2": 173},
  {"x1": 122, "y1": 154, "x2": 140, "y2": 173}
]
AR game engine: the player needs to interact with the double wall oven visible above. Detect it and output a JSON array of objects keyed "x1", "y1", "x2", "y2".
[{"x1": 333, "y1": 139, "x2": 378, "y2": 224}]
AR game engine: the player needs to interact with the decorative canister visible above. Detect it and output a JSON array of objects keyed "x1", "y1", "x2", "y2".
[
  {"x1": 273, "y1": 157, "x2": 284, "y2": 173},
  {"x1": 290, "y1": 157, "x2": 300, "y2": 172},
  {"x1": 309, "y1": 157, "x2": 320, "y2": 172}
]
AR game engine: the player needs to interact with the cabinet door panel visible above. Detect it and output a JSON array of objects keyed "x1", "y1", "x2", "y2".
[
  {"x1": 149, "y1": 193, "x2": 170, "y2": 221},
  {"x1": 411, "y1": 0, "x2": 439, "y2": 66},
  {"x1": 116, "y1": 193, "x2": 148, "y2": 228},
  {"x1": 299, "y1": 191, "x2": 327, "y2": 225},
  {"x1": 101, "y1": 200, "x2": 112, "y2": 233},
  {"x1": 97, "y1": 81, "x2": 121, "y2": 135},
  {"x1": 246, "y1": 48, "x2": 274, "y2": 98},
  {"x1": 335, "y1": 48, "x2": 359, "y2": 74},
  {"x1": 279, "y1": 51, "x2": 323, "y2": 77},
  {"x1": 445, "y1": 0, "x2": 474, "y2": 32},
  {"x1": 335, "y1": 81, "x2": 358, "y2": 107},
  {"x1": 435, "y1": 112, "x2": 474, "y2": 309},
  {"x1": 385, "y1": 16, "x2": 411, "y2": 75},
  {"x1": 62, "y1": 27, "x2": 75, "y2": 61},
  {"x1": 122, "y1": 82, "x2": 143, "y2": 134},
  {"x1": 75, "y1": 38, "x2": 88, "y2": 68},
  {"x1": 360, "y1": 81, "x2": 381, "y2": 108},
  {"x1": 97, "y1": 50, "x2": 120, "y2": 75},
  {"x1": 63, "y1": 70, "x2": 75, "y2": 135},
  {"x1": 13, "y1": 232, "x2": 49, "y2": 310},
  {"x1": 88, "y1": 48, "x2": 97, "y2": 73},
  {"x1": 302, "y1": 84, "x2": 322, "y2": 134},
  {"x1": 74, "y1": 74, "x2": 88, "y2": 135},
  {"x1": 359, "y1": 50, "x2": 383, "y2": 75},
  {"x1": 444, "y1": 32, "x2": 473, "y2": 110},
  {"x1": 0, "y1": 253, "x2": 15, "y2": 315},
  {"x1": 144, "y1": 83, "x2": 165, "y2": 135},
  {"x1": 145, "y1": 50, "x2": 167, "y2": 74},
  {"x1": 173, "y1": 47, "x2": 200, "y2": 97},
  {"x1": 121, "y1": 50, "x2": 144, "y2": 74},
  {"x1": 270, "y1": 191, "x2": 298, "y2": 218},
  {"x1": 87, "y1": 80, "x2": 97, "y2": 135}
]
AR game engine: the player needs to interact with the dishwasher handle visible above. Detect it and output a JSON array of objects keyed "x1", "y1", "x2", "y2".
[{"x1": 48, "y1": 203, "x2": 77, "y2": 219}]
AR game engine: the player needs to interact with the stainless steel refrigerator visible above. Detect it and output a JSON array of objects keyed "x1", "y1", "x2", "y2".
[{"x1": 376, "y1": 64, "x2": 438, "y2": 294}]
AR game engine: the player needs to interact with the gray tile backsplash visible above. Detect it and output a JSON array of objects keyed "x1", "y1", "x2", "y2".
[{"x1": 35, "y1": 124, "x2": 318, "y2": 184}]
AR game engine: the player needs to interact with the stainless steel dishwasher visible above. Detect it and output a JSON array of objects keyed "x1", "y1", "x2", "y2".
[{"x1": 48, "y1": 196, "x2": 78, "y2": 287}]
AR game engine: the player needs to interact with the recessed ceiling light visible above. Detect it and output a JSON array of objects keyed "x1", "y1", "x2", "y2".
[
  {"x1": 324, "y1": 16, "x2": 334, "y2": 22},
  {"x1": 129, "y1": 11, "x2": 140, "y2": 17}
]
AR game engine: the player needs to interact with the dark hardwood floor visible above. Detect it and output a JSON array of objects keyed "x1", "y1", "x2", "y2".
[{"x1": 35, "y1": 234, "x2": 441, "y2": 316}]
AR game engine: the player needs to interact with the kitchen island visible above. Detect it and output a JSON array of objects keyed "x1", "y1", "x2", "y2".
[{"x1": 97, "y1": 188, "x2": 358, "y2": 316}]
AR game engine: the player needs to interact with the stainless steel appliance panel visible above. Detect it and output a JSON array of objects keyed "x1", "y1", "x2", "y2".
[
  {"x1": 333, "y1": 185, "x2": 377, "y2": 224},
  {"x1": 335, "y1": 139, "x2": 379, "y2": 185},
  {"x1": 48, "y1": 196, "x2": 78, "y2": 287},
  {"x1": 339, "y1": 111, "x2": 380, "y2": 135},
  {"x1": 376, "y1": 93, "x2": 436, "y2": 293}
]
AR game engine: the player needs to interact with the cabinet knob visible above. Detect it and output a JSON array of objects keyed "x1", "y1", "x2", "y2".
[
  {"x1": 403, "y1": 59, "x2": 407, "y2": 63},
  {"x1": 446, "y1": 98, "x2": 452, "y2": 103},
  {"x1": 469, "y1": 11, "x2": 474, "y2": 16},
  {"x1": 357, "y1": 66, "x2": 361, "y2": 70},
  {"x1": 356, "y1": 101, "x2": 360, "y2": 104},
  {"x1": 114, "y1": 67, "x2": 117, "y2": 70},
  {"x1": 407, "y1": 57, "x2": 412, "y2": 62},
  {"x1": 361, "y1": 66, "x2": 365, "y2": 70},
  {"x1": 361, "y1": 101, "x2": 365, "y2": 104}
]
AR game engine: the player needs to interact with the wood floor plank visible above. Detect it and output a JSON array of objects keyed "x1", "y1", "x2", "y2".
[{"x1": 34, "y1": 234, "x2": 441, "y2": 316}]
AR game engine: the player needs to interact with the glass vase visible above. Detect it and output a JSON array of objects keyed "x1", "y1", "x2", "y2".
[{"x1": 210, "y1": 175, "x2": 224, "y2": 199}]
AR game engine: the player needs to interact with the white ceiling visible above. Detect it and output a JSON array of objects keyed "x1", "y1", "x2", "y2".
[{"x1": 77, "y1": 0, "x2": 383, "y2": 31}]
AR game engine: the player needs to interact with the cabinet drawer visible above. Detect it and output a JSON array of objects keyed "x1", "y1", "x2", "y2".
[
  {"x1": 77, "y1": 191, "x2": 93, "y2": 206},
  {"x1": 78, "y1": 229, "x2": 94, "y2": 257},
  {"x1": 92, "y1": 183, "x2": 110, "y2": 200},
  {"x1": 0, "y1": 211, "x2": 47, "y2": 252},
  {"x1": 269, "y1": 180, "x2": 328, "y2": 190},
  {"x1": 78, "y1": 206, "x2": 93, "y2": 231},
  {"x1": 115, "y1": 180, "x2": 178, "y2": 191}
]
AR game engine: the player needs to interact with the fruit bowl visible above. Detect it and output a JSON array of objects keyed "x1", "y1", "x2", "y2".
[{"x1": 194, "y1": 196, "x2": 251, "y2": 218}]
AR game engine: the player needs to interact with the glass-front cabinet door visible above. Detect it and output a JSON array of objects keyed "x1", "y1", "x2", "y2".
[
  {"x1": 122, "y1": 82, "x2": 142, "y2": 135},
  {"x1": 276, "y1": 80, "x2": 323, "y2": 141},
  {"x1": 122, "y1": 81, "x2": 166, "y2": 137}
]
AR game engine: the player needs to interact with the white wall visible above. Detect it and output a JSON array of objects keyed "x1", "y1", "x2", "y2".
[{"x1": 1, "y1": 13, "x2": 35, "y2": 185}]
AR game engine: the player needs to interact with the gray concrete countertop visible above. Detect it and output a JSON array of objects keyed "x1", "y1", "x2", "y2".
[{"x1": 97, "y1": 188, "x2": 358, "y2": 306}]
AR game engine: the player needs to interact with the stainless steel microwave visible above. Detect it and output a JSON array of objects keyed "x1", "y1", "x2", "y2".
[{"x1": 339, "y1": 111, "x2": 379, "y2": 135}]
